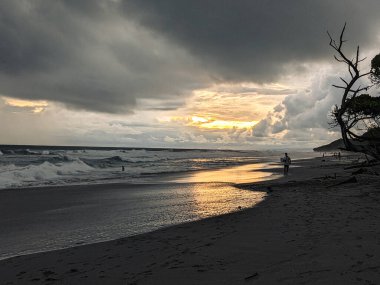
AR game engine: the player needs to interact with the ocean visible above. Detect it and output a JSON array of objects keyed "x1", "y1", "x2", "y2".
[
  {"x1": 0, "y1": 145, "x2": 283, "y2": 189},
  {"x1": 0, "y1": 145, "x2": 312, "y2": 260}
]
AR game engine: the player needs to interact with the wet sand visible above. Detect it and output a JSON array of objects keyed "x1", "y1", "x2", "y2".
[
  {"x1": 0, "y1": 181, "x2": 264, "y2": 261},
  {"x1": 1, "y1": 156, "x2": 380, "y2": 284}
]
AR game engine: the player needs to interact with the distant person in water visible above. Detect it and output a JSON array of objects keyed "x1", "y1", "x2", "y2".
[
  {"x1": 121, "y1": 166, "x2": 125, "y2": 171},
  {"x1": 281, "y1": 153, "x2": 291, "y2": 175}
]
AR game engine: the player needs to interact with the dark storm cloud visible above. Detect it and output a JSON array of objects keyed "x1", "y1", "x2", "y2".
[
  {"x1": 122, "y1": 0, "x2": 380, "y2": 82},
  {"x1": 0, "y1": 0, "x2": 207, "y2": 113},
  {"x1": 0, "y1": 0, "x2": 379, "y2": 113}
]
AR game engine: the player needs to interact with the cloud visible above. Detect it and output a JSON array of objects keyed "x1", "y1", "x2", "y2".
[
  {"x1": 1, "y1": 1, "x2": 379, "y2": 115},
  {"x1": 122, "y1": 0, "x2": 380, "y2": 82},
  {"x1": 252, "y1": 72, "x2": 346, "y2": 145},
  {"x1": 0, "y1": 0, "x2": 208, "y2": 113},
  {"x1": 1, "y1": 1, "x2": 380, "y2": 149}
]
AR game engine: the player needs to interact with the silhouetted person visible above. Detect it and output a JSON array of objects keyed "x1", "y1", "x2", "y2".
[
  {"x1": 122, "y1": 166, "x2": 125, "y2": 171},
  {"x1": 281, "y1": 153, "x2": 291, "y2": 175}
]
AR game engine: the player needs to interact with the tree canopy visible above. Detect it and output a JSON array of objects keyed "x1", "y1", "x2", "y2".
[
  {"x1": 346, "y1": 94, "x2": 380, "y2": 117},
  {"x1": 370, "y1": 53, "x2": 380, "y2": 86}
]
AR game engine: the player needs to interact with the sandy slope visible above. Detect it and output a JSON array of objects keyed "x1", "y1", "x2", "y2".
[{"x1": 1, "y1": 156, "x2": 380, "y2": 284}]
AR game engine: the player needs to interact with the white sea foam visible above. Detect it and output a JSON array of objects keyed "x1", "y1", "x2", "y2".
[{"x1": 0, "y1": 160, "x2": 94, "y2": 189}]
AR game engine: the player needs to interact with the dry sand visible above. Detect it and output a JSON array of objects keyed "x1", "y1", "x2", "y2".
[{"x1": 1, "y1": 156, "x2": 380, "y2": 284}]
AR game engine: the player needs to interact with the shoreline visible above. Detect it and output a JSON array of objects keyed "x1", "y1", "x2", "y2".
[
  {"x1": 0, "y1": 160, "x2": 282, "y2": 262},
  {"x1": 2, "y1": 156, "x2": 380, "y2": 284},
  {"x1": 0, "y1": 151, "x2": 317, "y2": 191},
  {"x1": 0, "y1": 182, "x2": 264, "y2": 262},
  {"x1": 0, "y1": 157, "x2": 300, "y2": 262},
  {"x1": 0, "y1": 158, "x2": 278, "y2": 191}
]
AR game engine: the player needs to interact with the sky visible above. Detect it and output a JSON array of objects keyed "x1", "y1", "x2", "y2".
[{"x1": 1, "y1": 0, "x2": 380, "y2": 150}]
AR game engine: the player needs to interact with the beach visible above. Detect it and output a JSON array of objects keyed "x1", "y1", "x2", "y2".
[
  {"x1": 2, "y1": 1, "x2": 380, "y2": 284},
  {"x1": 1, "y1": 156, "x2": 380, "y2": 284}
]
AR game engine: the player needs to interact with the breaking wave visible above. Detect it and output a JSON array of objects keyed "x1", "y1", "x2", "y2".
[{"x1": 0, "y1": 160, "x2": 94, "y2": 189}]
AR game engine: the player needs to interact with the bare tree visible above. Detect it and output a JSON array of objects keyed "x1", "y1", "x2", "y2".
[{"x1": 328, "y1": 23, "x2": 380, "y2": 160}]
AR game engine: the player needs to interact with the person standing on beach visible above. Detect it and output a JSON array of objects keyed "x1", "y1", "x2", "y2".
[{"x1": 281, "y1": 153, "x2": 291, "y2": 175}]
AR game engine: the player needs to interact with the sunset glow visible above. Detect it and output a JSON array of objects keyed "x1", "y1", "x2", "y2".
[
  {"x1": 4, "y1": 97, "x2": 48, "y2": 113},
  {"x1": 170, "y1": 116, "x2": 259, "y2": 130},
  {"x1": 190, "y1": 117, "x2": 258, "y2": 130},
  {"x1": 159, "y1": 115, "x2": 259, "y2": 130}
]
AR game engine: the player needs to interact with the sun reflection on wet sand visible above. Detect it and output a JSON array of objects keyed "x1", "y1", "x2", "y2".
[
  {"x1": 172, "y1": 162, "x2": 281, "y2": 184},
  {"x1": 184, "y1": 182, "x2": 266, "y2": 219},
  {"x1": 170, "y1": 163, "x2": 282, "y2": 219}
]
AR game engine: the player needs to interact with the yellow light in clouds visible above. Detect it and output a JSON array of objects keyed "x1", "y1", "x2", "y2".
[
  {"x1": 32, "y1": 107, "x2": 46, "y2": 113},
  {"x1": 190, "y1": 116, "x2": 258, "y2": 130},
  {"x1": 191, "y1": 116, "x2": 208, "y2": 123},
  {"x1": 4, "y1": 97, "x2": 48, "y2": 113}
]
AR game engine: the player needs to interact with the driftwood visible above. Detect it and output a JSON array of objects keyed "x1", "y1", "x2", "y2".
[{"x1": 244, "y1": 272, "x2": 259, "y2": 280}]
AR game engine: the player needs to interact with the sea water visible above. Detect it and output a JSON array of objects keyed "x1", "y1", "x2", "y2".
[
  {"x1": 0, "y1": 146, "x2": 282, "y2": 189},
  {"x1": 0, "y1": 146, "x2": 311, "y2": 260}
]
